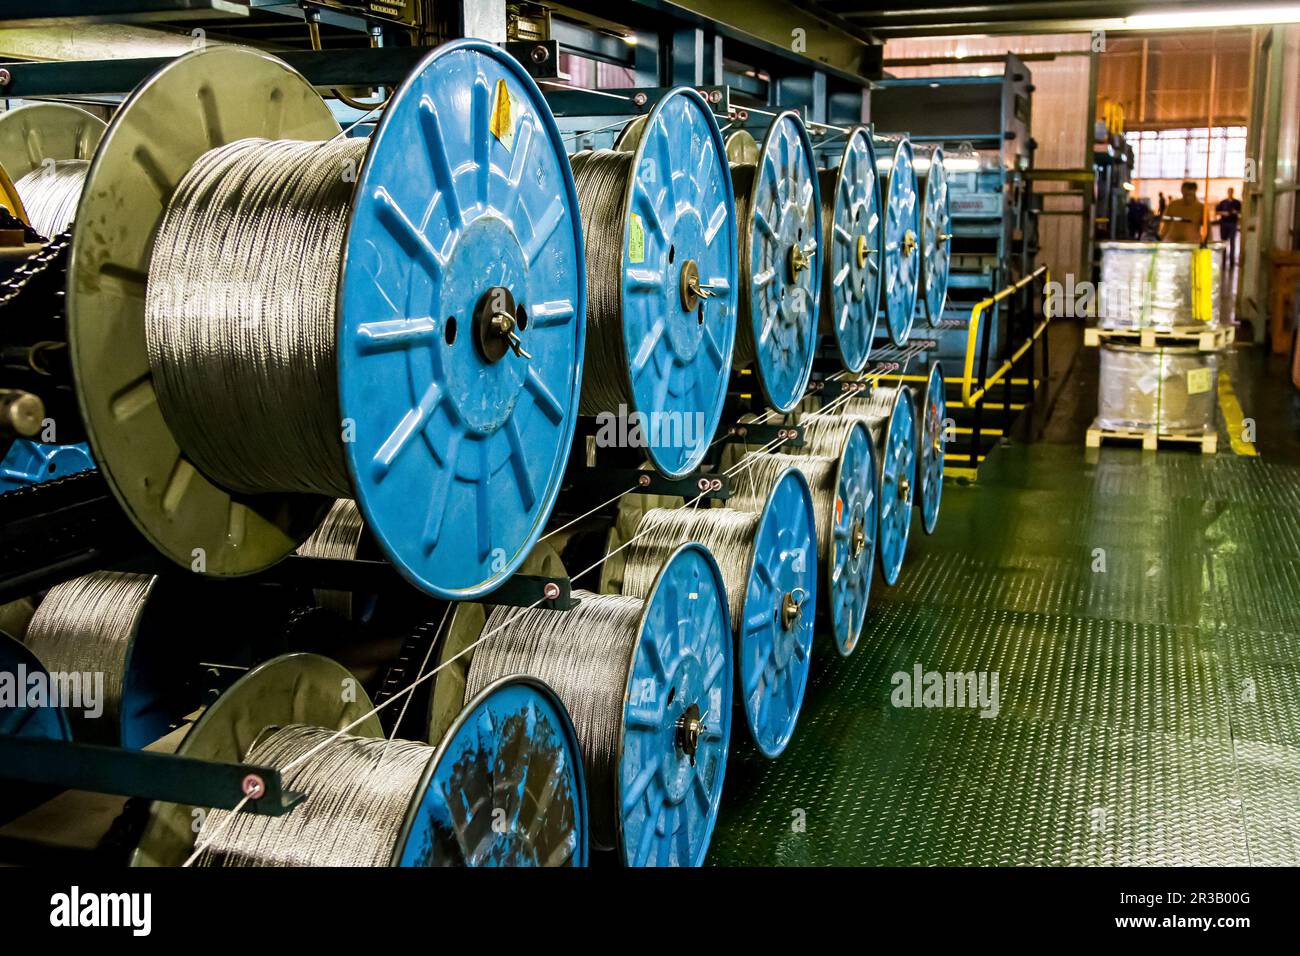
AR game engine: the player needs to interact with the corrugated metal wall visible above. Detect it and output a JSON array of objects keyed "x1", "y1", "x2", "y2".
[{"x1": 1097, "y1": 30, "x2": 1254, "y2": 129}]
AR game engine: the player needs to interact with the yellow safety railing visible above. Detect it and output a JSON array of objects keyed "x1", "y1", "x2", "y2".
[{"x1": 958, "y1": 265, "x2": 1052, "y2": 407}]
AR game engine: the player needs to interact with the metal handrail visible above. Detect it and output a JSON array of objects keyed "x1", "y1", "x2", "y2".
[{"x1": 959, "y1": 265, "x2": 1052, "y2": 406}]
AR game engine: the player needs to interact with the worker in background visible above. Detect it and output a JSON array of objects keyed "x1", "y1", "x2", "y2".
[
  {"x1": 1216, "y1": 187, "x2": 1242, "y2": 270},
  {"x1": 1157, "y1": 191, "x2": 1167, "y2": 217},
  {"x1": 1160, "y1": 181, "x2": 1204, "y2": 243}
]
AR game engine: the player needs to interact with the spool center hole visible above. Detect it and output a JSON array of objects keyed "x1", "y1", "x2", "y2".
[{"x1": 445, "y1": 317, "x2": 457, "y2": 346}]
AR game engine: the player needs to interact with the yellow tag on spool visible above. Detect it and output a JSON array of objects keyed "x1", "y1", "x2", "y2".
[
  {"x1": 628, "y1": 213, "x2": 645, "y2": 264},
  {"x1": 489, "y1": 79, "x2": 516, "y2": 149},
  {"x1": 1191, "y1": 247, "x2": 1213, "y2": 322},
  {"x1": 1187, "y1": 367, "x2": 1213, "y2": 395}
]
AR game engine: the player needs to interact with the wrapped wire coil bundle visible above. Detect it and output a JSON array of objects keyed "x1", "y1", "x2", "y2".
[
  {"x1": 14, "y1": 160, "x2": 89, "y2": 238},
  {"x1": 622, "y1": 468, "x2": 818, "y2": 757},
  {"x1": 1097, "y1": 241, "x2": 1223, "y2": 330},
  {"x1": 568, "y1": 88, "x2": 738, "y2": 478},
  {"x1": 192, "y1": 675, "x2": 588, "y2": 867},
  {"x1": 465, "y1": 543, "x2": 733, "y2": 866},
  {"x1": 68, "y1": 42, "x2": 586, "y2": 600},
  {"x1": 1096, "y1": 344, "x2": 1218, "y2": 433},
  {"x1": 728, "y1": 430, "x2": 876, "y2": 657}
]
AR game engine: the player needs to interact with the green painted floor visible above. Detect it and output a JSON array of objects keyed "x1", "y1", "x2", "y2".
[{"x1": 708, "y1": 442, "x2": 1300, "y2": 866}]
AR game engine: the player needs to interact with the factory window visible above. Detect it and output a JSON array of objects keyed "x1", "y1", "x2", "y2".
[{"x1": 1130, "y1": 127, "x2": 1248, "y2": 180}]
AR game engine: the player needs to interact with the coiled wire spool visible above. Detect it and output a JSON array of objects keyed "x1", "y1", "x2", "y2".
[
  {"x1": 1096, "y1": 344, "x2": 1218, "y2": 433},
  {"x1": 623, "y1": 469, "x2": 817, "y2": 756},
  {"x1": 818, "y1": 126, "x2": 883, "y2": 372},
  {"x1": 193, "y1": 675, "x2": 587, "y2": 867},
  {"x1": 68, "y1": 42, "x2": 586, "y2": 599},
  {"x1": 875, "y1": 136, "x2": 920, "y2": 346},
  {"x1": 296, "y1": 499, "x2": 371, "y2": 622},
  {"x1": 915, "y1": 362, "x2": 946, "y2": 535},
  {"x1": 24, "y1": 571, "x2": 182, "y2": 749},
  {"x1": 1097, "y1": 241, "x2": 1223, "y2": 330},
  {"x1": 14, "y1": 160, "x2": 90, "y2": 238},
  {"x1": 568, "y1": 88, "x2": 738, "y2": 478},
  {"x1": 726, "y1": 114, "x2": 821, "y2": 413},
  {"x1": 915, "y1": 145, "x2": 951, "y2": 327},
  {"x1": 735, "y1": 421, "x2": 877, "y2": 656},
  {"x1": 466, "y1": 543, "x2": 732, "y2": 866}
]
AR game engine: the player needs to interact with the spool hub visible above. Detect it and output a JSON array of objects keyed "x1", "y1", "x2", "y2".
[
  {"x1": 875, "y1": 385, "x2": 916, "y2": 585},
  {"x1": 395, "y1": 675, "x2": 588, "y2": 866},
  {"x1": 877, "y1": 138, "x2": 920, "y2": 346},
  {"x1": 605, "y1": 87, "x2": 739, "y2": 478},
  {"x1": 917, "y1": 362, "x2": 946, "y2": 535},
  {"x1": 825, "y1": 419, "x2": 877, "y2": 656},
  {"x1": 729, "y1": 112, "x2": 821, "y2": 413},
  {"x1": 918, "y1": 147, "x2": 951, "y2": 327},
  {"x1": 339, "y1": 39, "x2": 586, "y2": 599},
  {"x1": 617, "y1": 542, "x2": 732, "y2": 866},
  {"x1": 820, "y1": 126, "x2": 883, "y2": 372},
  {"x1": 738, "y1": 466, "x2": 817, "y2": 756}
]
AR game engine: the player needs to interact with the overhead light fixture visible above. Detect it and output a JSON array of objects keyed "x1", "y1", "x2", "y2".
[
  {"x1": 1119, "y1": 4, "x2": 1300, "y2": 28},
  {"x1": 1122, "y1": 181, "x2": 1136, "y2": 191},
  {"x1": 622, "y1": 34, "x2": 639, "y2": 46}
]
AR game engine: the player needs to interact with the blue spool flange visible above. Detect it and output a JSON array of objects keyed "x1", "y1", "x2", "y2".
[
  {"x1": 595, "y1": 88, "x2": 738, "y2": 478},
  {"x1": 877, "y1": 137, "x2": 920, "y2": 346},
  {"x1": 395, "y1": 674, "x2": 588, "y2": 866},
  {"x1": 874, "y1": 385, "x2": 916, "y2": 585},
  {"x1": 731, "y1": 113, "x2": 821, "y2": 413},
  {"x1": 819, "y1": 126, "x2": 883, "y2": 372},
  {"x1": 0, "y1": 630, "x2": 72, "y2": 742},
  {"x1": 916, "y1": 361, "x2": 945, "y2": 535},
  {"x1": 618, "y1": 541, "x2": 732, "y2": 866},
  {"x1": 0, "y1": 440, "x2": 95, "y2": 492},
  {"x1": 737, "y1": 466, "x2": 817, "y2": 756},
  {"x1": 339, "y1": 39, "x2": 586, "y2": 600},
  {"x1": 825, "y1": 419, "x2": 877, "y2": 656},
  {"x1": 918, "y1": 146, "x2": 951, "y2": 327}
]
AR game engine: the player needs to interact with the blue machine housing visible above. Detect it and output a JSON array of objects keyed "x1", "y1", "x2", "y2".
[
  {"x1": 338, "y1": 39, "x2": 586, "y2": 600},
  {"x1": 875, "y1": 386, "x2": 916, "y2": 585},
  {"x1": 0, "y1": 440, "x2": 95, "y2": 492},
  {"x1": 612, "y1": 88, "x2": 738, "y2": 478},
  {"x1": 917, "y1": 362, "x2": 946, "y2": 535},
  {"x1": 0, "y1": 631, "x2": 72, "y2": 741},
  {"x1": 918, "y1": 147, "x2": 952, "y2": 327},
  {"x1": 738, "y1": 466, "x2": 816, "y2": 757},
  {"x1": 826, "y1": 420, "x2": 877, "y2": 656},
  {"x1": 395, "y1": 674, "x2": 588, "y2": 866},
  {"x1": 617, "y1": 541, "x2": 732, "y2": 866},
  {"x1": 743, "y1": 112, "x2": 821, "y2": 413},
  {"x1": 820, "y1": 126, "x2": 883, "y2": 372},
  {"x1": 877, "y1": 138, "x2": 920, "y2": 346}
]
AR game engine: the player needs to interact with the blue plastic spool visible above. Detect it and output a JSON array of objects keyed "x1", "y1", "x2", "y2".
[
  {"x1": 819, "y1": 126, "x2": 883, "y2": 372},
  {"x1": 918, "y1": 147, "x2": 951, "y2": 327},
  {"x1": 734, "y1": 112, "x2": 821, "y2": 412},
  {"x1": 0, "y1": 630, "x2": 72, "y2": 742},
  {"x1": 338, "y1": 40, "x2": 586, "y2": 600},
  {"x1": 737, "y1": 466, "x2": 817, "y2": 756},
  {"x1": 395, "y1": 675, "x2": 588, "y2": 866},
  {"x1": 603, "y1": 88, "x2": 738, "y2": 478},
  {"x1": 877, "y1": 138, "x2": 920, "y2": 346},
  {"x1": 826, "y1": 420, "x2": 877, "y2": 656},
  {"x1": 0, "y1": 440, "x2": 94, "y2": 492},
  {"x1": 618, "y1": 542, "x2": 732, "y2": 866},
  {"x1": 875, "y1": 386, "x2": 916, "y2": 585},
  {"x1": 916, "y1": 361, "x2": 945, "y2": 535}
]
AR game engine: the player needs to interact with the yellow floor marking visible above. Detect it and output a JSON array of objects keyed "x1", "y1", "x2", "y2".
[{"x1": 1217, "y1": 369, "x2": 1258, "y2": 457}]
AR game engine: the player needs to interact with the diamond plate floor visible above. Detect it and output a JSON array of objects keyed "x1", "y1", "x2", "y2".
[{"x1": 707, "y1": 443, "x2": 1300, "y2": 866}]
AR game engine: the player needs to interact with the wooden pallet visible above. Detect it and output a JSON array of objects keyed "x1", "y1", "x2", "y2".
[
  {"x1": 1086, "y1": 423, "x2": 1218, "y2": 454},
  {"x1": 1083, "y1": 324, "x2": 1234, "y2": 351}
]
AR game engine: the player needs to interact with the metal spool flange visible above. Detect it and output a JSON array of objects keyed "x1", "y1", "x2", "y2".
[
  {"x1": 592, "y1": 88, "x2": 738, "y2": 478},
  {"x1": 67, "y1": 48, "x2": 339, "y2": 577},
  {"x1": 874, "y1": 385, "x2": 916, "y2": 585},
  {"x1": 395, "y1": 674, "x2": 587, "y2": 866},
  {"x1": 917, "y1": 146, "x2": 951, "y2": 327},
  {"x1": 339, "y1": 39, "x2": 586, "y2": 599},
  {"x1": 130, "y1": 653, "x2": 383, "y2": 867},
  {"x1": 0, "y1": 102, "x2": 104, "y2": 184},
  {"x1": 736, "y1": 466, "x2": 816, "y2": 756},
  {"x1": 877, "y1": 137, "x2": 919, "y2": 346},
  {"x1": 728, "y1": 113, "x2": 821, "y2": 413},
  {"x1": 819, "y1": 126, "x2": 883, "y2": 372},
  {"x1": 0, "y1": 629, "x2": 72, "y2": 742},
  {"x1": 821, "y1": 419, "x2": 877, "y2": 656},
  {"x1": 616, "y1": 541, "x2": 732, "y2": 866},
  {"x1": 916, "y1": 362, "x2": 945, "y2": 535}
]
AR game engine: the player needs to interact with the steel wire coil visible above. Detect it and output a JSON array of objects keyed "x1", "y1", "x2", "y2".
[{"x1": 14, "y1": 159, "x2": 90, "y2": 238}]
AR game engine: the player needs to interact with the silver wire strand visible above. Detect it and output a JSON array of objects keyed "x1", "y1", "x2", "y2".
[
  {"x1": 15, "y1": 160, "x2": 90, "y2": 238},
  {"x1": 728, "y1": 453, "x2": 836, "y2": 560},
  {"x1": 297, "y1": 498, "x2": 366, "y2": 619}
]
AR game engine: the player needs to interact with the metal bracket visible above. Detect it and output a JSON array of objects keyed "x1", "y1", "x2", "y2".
[
  {"x1": 504, "y1": 40, "x2": 563, "y2": 80},
  {"x1": 565, "y1": 466, "x2": 732, "y2": 502},
  {"x1": 0, "y1": 736, "x2": 302, "y2": 816},
  {"x1": 544, "y1": 84, "x2": 731, "y2": 118},
  {"x1": 720, "y1": 422, "x2": 805, "y2": 449}
]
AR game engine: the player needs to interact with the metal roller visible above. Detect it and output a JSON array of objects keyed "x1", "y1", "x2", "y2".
[
  {"x1": 915, "y1": 145, "x2": 951, "y2": 327},
  {"x1": 727, "y1": 113, "x2": 821, "y2": 412},
  {"x1": 569, "y1": 87, "x2": 738, "y2": 478},
  {"x1": 68, "y1": 41, "x2": 585, "y2": 600},
  {"x1": 0, "y1": 103, "x2": 104, "y2": 238},
  {"x1": 193, "y1": 676, "x2": 587, "y2": 867},
  {"x1": 818, "y1": 126, "x2": 883, "y2": 372},
  {"x1": 465, "y1": 542, "x2": 732, "y2": 866},
  {"x1": 624, "y1": 468, "x2": 817, "y2": 756},
  {"x1": 875, "y1": 136, "x2": 920, "y2": 346}
]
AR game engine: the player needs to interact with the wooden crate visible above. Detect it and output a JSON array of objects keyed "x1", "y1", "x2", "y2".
[
  {"x1": 1086, "y1": 423, "x2": 1218, "y2": 454},
  {"x1": 1083, "y1": 325, "x2": 1234, "y2": 351}
]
